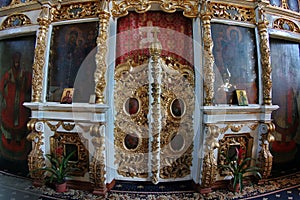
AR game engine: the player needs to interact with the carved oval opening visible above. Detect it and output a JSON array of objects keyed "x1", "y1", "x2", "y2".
[
  {"x1": 124, "y1": 133, "x2": 139, "y2": 150},
  {"x1": 170, "y1": 98, "x2": 185, "y2": 118},
  {"x1": 124, "y1": 97, "x2": 139, "y2": 115},
  {"x1": 170, "y1": 133, "x2": 184, "y2": 152}
]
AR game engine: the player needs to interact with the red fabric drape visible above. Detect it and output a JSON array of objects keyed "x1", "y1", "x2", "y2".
[{"x1": 116, "y1": 11, "x2": 194, "y2": 66}]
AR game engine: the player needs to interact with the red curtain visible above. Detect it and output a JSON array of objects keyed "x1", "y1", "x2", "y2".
[{"x1": 116, "y1": 11, "x2": 194, "y2": 66}]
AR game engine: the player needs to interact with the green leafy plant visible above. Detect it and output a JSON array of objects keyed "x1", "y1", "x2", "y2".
[
  {"x1": 219, "y1": 147, "x2": 262, "y2": 193},
  {"x1": 35, "y1": 146, "x2": 76, "y2": 184}
]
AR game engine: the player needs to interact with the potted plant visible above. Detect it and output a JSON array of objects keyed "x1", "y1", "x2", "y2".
[
  {"x1": 33, "y1": 146, "x2": 77, "y2": 192},
  {"x1": 219, "y1": 147, "x2": 262, "y2": 193}
]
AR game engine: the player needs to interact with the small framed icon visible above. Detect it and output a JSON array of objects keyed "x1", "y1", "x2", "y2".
[
  {"x1": 60, "y1": 88, "x2": 74, "y2": 104},
  {"x1": 236, "y1": 90, "x2": 248, "y2": 106}
]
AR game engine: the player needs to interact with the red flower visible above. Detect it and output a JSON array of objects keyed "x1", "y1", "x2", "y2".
[
  {"x1": 236, "y1": 147, "x2": 245, "y2": 165},
  {"x1": 55, "y1": 146, "x2": 64, "y2": 157}
]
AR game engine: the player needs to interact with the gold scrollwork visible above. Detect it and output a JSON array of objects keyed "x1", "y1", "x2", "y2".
[
  {"x1": 211, "y1": 2, "x2": 255, "y2": 24},
  {"x1": 0, "y1": 13, "x2": 31, "y2": 30},
  {"x1": 26, "y1": 119, "x2": 46, "y2": 182},
  {"x1": 273, "y1": 18, "x2": 300, "y2": 33},
  {"x1": 258, "y1": 122, "x2": 275, "y2": 178},
  {"x1": 111, "y1": 0, "x2": 199, "y2": 18},
  {"x1": 89, "y1": 123, "x2": 106, "y2": 192},
  {"x1": 51, "y1": 1, "x2": 100, "y2": 22}
]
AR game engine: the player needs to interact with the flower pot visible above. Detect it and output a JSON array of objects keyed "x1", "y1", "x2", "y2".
[{"x1": 55, "y1": 182, "x2": 67, "y2": 192}]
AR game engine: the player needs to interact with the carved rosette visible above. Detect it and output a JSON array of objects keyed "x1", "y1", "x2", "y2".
[
  {"x1": 200, "y1": 3, "x2": 215, "y2": 106},
  {"x1": 32, "y1": 4, "x2": 51, "y2": 102},
  {"x1": 111, "y1": 0, "x2": 199, "y2": 18},
  {"x1": 258, "y1": 122, "x2": 275, "y2": 178},
  {"x1": 149, "y1": 34, "x2": 162, "y2": 184},
  {"x1": 257, "y1": 9, "x2": 272, "y2": 105},
  {"x1": 89, "y1": 124, "x2": 107, "y2": 193},
  {"x1": 26, "y1": 119, "x2": 46, "y2": 182},
  {"x1": 0, "y1": 14, "x2": 31, "y2": 30},
  {"x1": 94, "y1": 10, "x2": 110, "y2": 104},
  {"x1": 201, "y1": 125, "x2": 219, "y2": 187}
]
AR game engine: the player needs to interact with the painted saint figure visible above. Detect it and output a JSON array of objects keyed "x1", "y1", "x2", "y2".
[{"x1": 0, "y1": 52, "x2": 32, "y2": 159}]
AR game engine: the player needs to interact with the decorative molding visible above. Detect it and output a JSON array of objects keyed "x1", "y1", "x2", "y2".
[
  {"x1": 94, "y1": 9, "x2": 110, "y2": 104},
  {"x1": 0, "y1": 13, "x2": 31, "y2": 30},
  {"x1": 201, "y1": 125, "x2": 219, "y2": 187},
  {"x1": 26, "y1": 119, "x2": 46, "y2": 183},
  {"x1": 31, "y1": 3, "x2": 51, "y2": 102},
  {"x1": 273, "y1": 18, "x2": 300, "y2": 33},
  {"x1": 258, "y1": 122, "x2": 275, "y2": 178},
  {"x1": 257, "y1": 7, "x2": 272, "y2": 105},
  {"x1": 210, "y1": 2, "x2": 256, "y2": 24},
  {"x1": 111, "y1": 0, "x2": 199, "y2": 18},
  {"x1": 51, "y1": 1, "x2": 100, "y2": 22},
  {"x1": 89, "y1": 123, "x2": 107, "y2": 195},
  {"x1": 201, "y1": 1, "x2": 215, "y2": 106},
  {"x1": 149, "y1": 31, "x2": 162, "y2": 184}
]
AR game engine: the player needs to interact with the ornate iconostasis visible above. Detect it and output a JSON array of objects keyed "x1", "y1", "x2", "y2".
[{"x1": 0, "y1": 0, "x2": 299, "y2": 194}]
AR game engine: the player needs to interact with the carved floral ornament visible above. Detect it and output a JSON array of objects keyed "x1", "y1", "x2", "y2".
[
  {"x1": 0, "y1": 13, "x2": 31, "y2": 30},
  {"x1": 273, "y1": 18, "x2": 300, "y2": 33}
]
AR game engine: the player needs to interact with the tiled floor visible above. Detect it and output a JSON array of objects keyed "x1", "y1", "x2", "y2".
[{"x1": 0, "y1": 172, "x2": 42, "y2": 200}]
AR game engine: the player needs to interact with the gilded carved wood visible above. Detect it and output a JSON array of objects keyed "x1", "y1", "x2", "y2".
[
  {"x1": 0, "y1": 13, "x2": 31, "y2": 30},
  {"x1": 201, "y1": 125, "x2": 218, "y2": 187},
  {"x1": 111, "y1": 0, "x2": 199, "y2": 18},
  {"x1": 258, "y1": 122, "x2": 275, "y2": 178},
  {"x1": 201, "y1": 1, "x2": 215, "y2": 106},
  {"x1": 89, "y1": 124, "x2": 107, "y2": 193},
  {"x1": 273, "y1": 18, "x2": 300, "y2": 33},
  {"x1": 257, "y1": 7, "x2": 272, "y2": 105},
  {"x1": 210, "y1": 2, "x2": 256, "y2": 24},
  {"x1": 31, "y1": 3, "x2": 51, "y2": 102},
  {"x1": 149, "y1": 33, "x2": 162, "y2": 184},
  {"x1": 114, "y1": 60, "x2": 150, "y2": 179},
  {"x1": 95, "y1": 9, "x2": 110, "y2": 104},
  {"x1": 27, "y1": 119, "x2": 46, "y2": 182}
]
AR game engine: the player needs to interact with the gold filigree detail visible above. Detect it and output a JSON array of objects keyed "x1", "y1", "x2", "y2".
[
  {"x1": 111, "y1": 0, "x2": 199, "y2": 18},
  {"x1": 114, "y1": 59, "x2": 150, "y2": 178},
  {"x1": 50, "y1": 132, "x2": 89, "y2": 177},
  {"x1": 0, "y1": 13, "x2": 31, "y2": 30},
  {"x1": 51, "y1": 1, "x2": 99, "y2": 22},
  {"x1": 27, "y1": 119, "x2": 46, "y2": 182},
  {"x1": 94, "y1": 10, "x2": 110, "y2": 104},
  {"x1": 230, "y1": 124, "x2": 243, "y2": 132},
  {"x1": 258, "y1": 122, "x2": 275, "y2": 178},
  {"x1": 248, "y1": 123, "x2": 259, "y2": 131},
  {"x1": 201, "y1": 151, "x2": 217, "y2": 188},
  {"x1": 273, "y1": 18, "x2": 300, "y2": 33},
  {"x1": 89, "y1": 124, "x2": 107, "y2": 191},
  {"x1": 32, "y1": 3, "x2": 51, "y2": 102},
  {"x1": 211, "y1": 2, "x2": 255, "y2": 24},
  {"x1": 45, "y1": 121, "x2": 62, "y2": 131},
  {"x1": 62, "y1": 122, "x2": 75, "y2": 131},
  {"x1": 201, "y1": 1, "x2": 215, "y2": 106},
  {"x1": 257, "y1": 7, "x2": 272, "y2": 105},
  {"x1": 201, "y1": 124, "x2": 219, "y2": 188}
]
